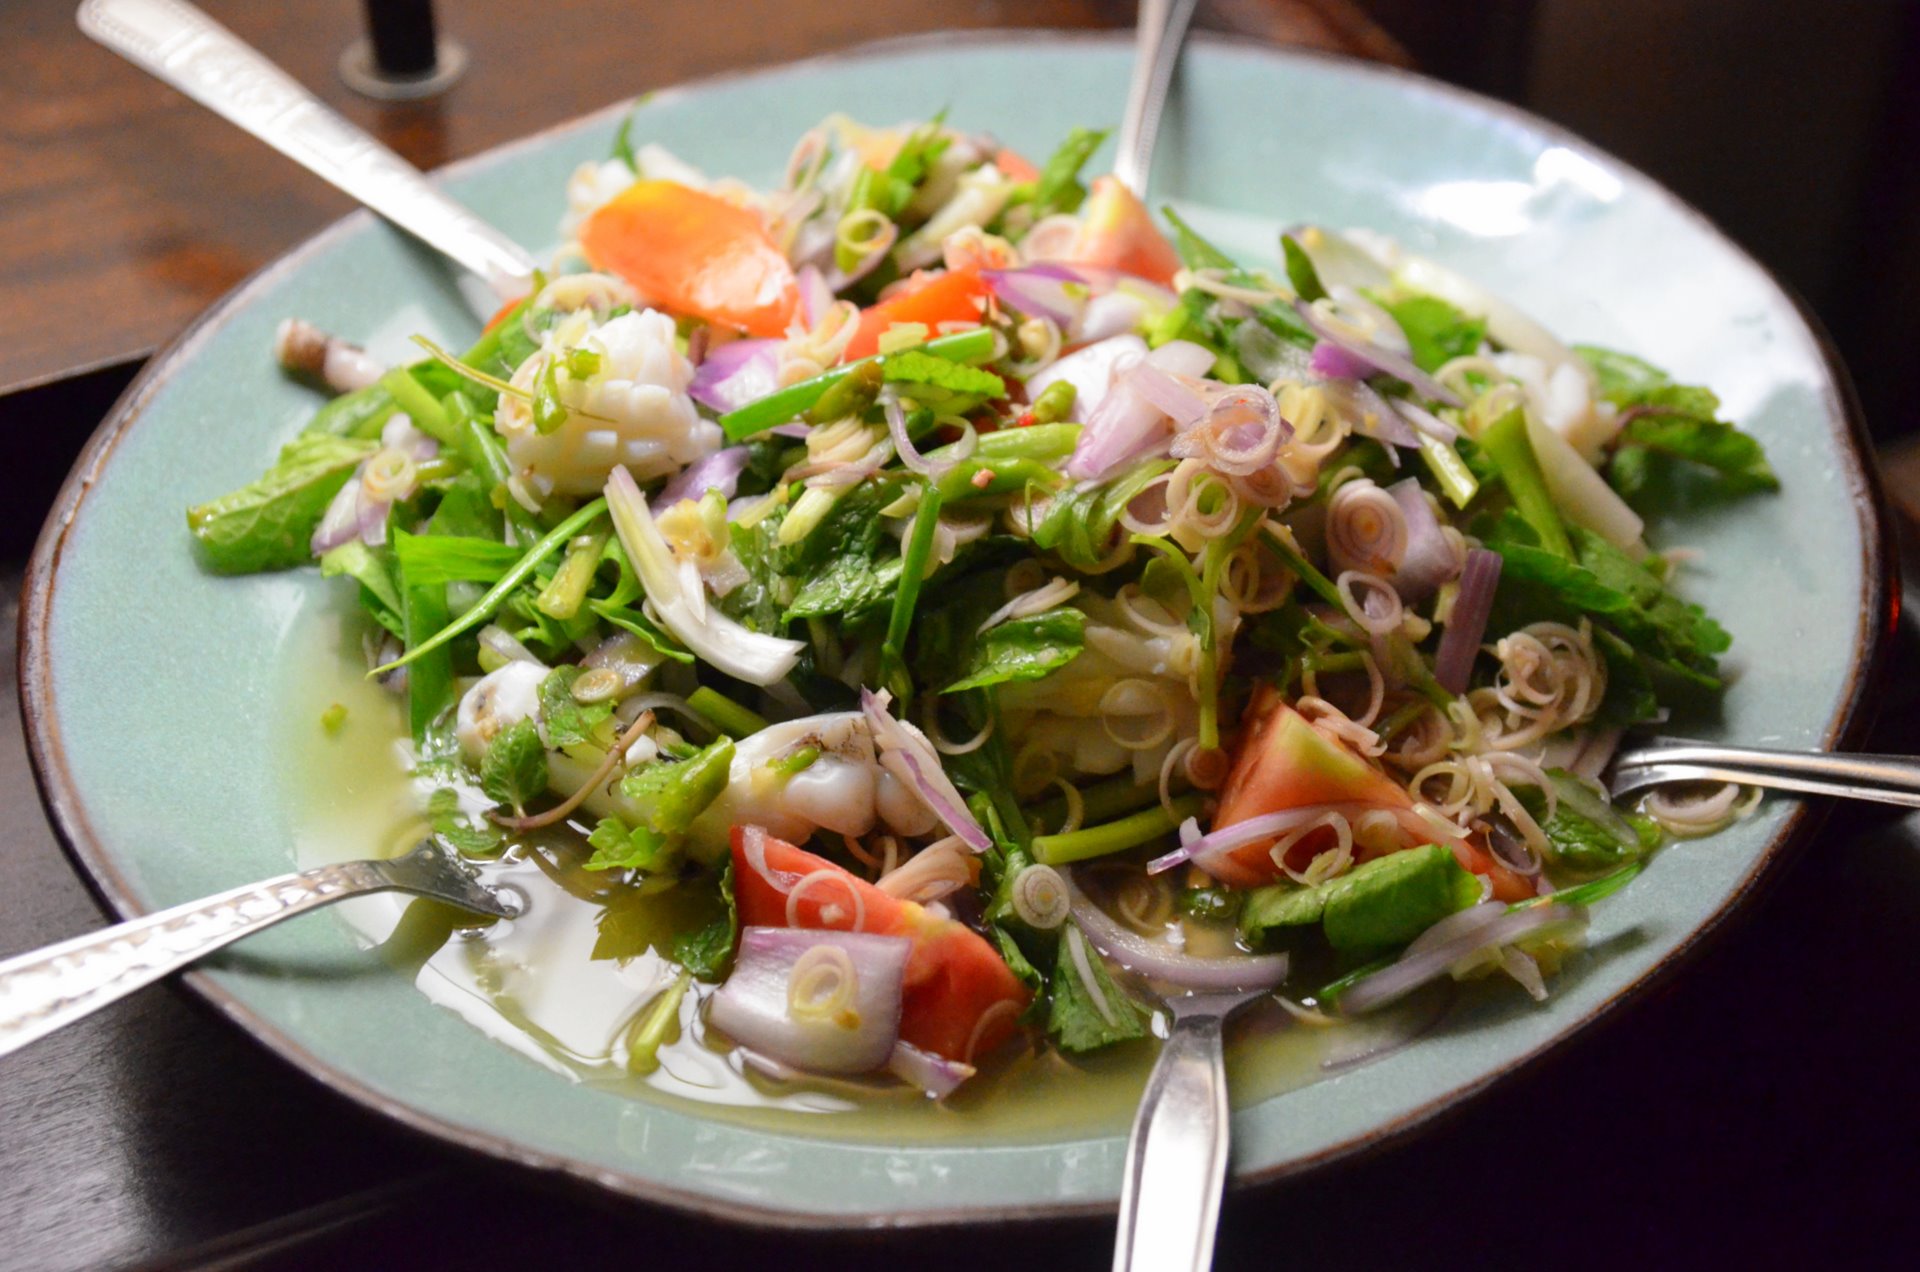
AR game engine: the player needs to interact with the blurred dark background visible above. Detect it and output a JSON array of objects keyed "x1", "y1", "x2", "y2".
[{"x1": 4, "y1": 2, "x2": 1918, "y2": 1269}]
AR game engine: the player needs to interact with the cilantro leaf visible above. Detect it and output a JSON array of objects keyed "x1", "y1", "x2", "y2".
[
  {"x1": 186, "y1": 434, "x2": 377, "y2": 574},
  {"x1": 1048, "y1": 926, "x2": 1151, "y2": 1052},
  {"x1": 946, "y1": 609, "x2": 1086, "y2": 693},
  {"x1": 427, "y1": 786, "x2": 505, "y2": 857},
  {"x1": 480, "y1": 718, "x2": 548, "y2": 815},
  {"x1": 1575, "y1": 344, "x2": 1776, "y2": 506}
]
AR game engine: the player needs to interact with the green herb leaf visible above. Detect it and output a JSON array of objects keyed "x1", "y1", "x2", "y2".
[
  {"x1": 882, "y1": 350, "x2": 1006, "y2": 398},
  {"x1": 392, "y1": 531, "x2": 524, "y2": 587},
  {"x1": 617, "y1": 738, "x2": 735, "y2": 836},
  {"x1": 1514, "y1": 770, "x2": 1661, "y2": 874},
  {"x1": 946, "y1": 608, "x2": 1086, "y2": 693},
  {"x1": 1048, "y1": 926, "x2": 1151, "y2": 1052},
  {"x1": 1033, "y1": 127, "x2": 1108, "y2": 217},
  {"x1": 480, "y1": 718, "x2": 548, "y2": 816},
  {"x1": 428, "y1": 787, "x2": 505, "y2": 857},
  {"x1": 670, "y1": 864, "x2": 737, "y2": 980},
  {"x1": 186, "y1": 435, "x2": 377, "y2": 574},
  {"x1": 1281, "y1": 234, "x2": 1327, "y2": 303},
  {"x1": 537, "y1": 666, "x2": 614, "y2": 749},
  {"x1": 1377, "y1": 294, "x2": 1486, "y2": 373},
  {"x1": 1575, "y1": 344, "x2": 1776, "y2": 506},
  {"x1": 318, "y1": 542, "x2": 405, "y2": 636},
  {"x1": 585, "y1": 815, "x2": 676, "y2": 872}
]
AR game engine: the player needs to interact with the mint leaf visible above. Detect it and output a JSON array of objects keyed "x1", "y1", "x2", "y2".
[
  {"x1": 318, "y1": 541, "x2": 405, "y2": 637},
  {"x1": 480, "y1": 718, "x2": 548, "y2": 815},
  {"x1": 671, "y1": 864, "x2": 738, "y2": 980},
  {"x1": 784, "y1": 553, "x2": 903, "y2": 621},
  {"x1": 1515, "y1": 770, "x2": 1660, "y2": 874},
  {"x1": 392, "y1": 532, "x2": 524, "y2": 587},
  {"x1": 946, "y1": 608, "x2": 1086, "y2": 692},
  {"x1": 1281, "y1": 234, "x2": 1327, "y2": 303},
  {"x1": 186, "y1": 434, "x2": 377, "y2": 573},
  {"x1": 428, "y1": 786, "x2": 504, "y2": 857},
  {"x1": 1048, "y1": 926, "x2": 1151, "y2": 1052},
  {"x1": 538, "y1": 666, "x2": 613, "y2": 749},
  {"x1": 1575, "y1": 344, "x2": 1775, "y2": 505}
]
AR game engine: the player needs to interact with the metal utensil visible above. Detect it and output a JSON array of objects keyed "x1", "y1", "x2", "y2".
[
  {"x1": 1112, "y1": 974, "x2": 1286, "y2": 1272},
  {"x1": 1113, "y1": 0, "x2": 1201, "y2": 196},
  {"x1": 1608, "y1": 737, "x2": 1920, "y2": 809},
  {"x1": 77, "y1": 0, "x2": 537, "y2": 296},
  {"x1": 0, "y1": 841, "x2": 513, "y2": 1059}
]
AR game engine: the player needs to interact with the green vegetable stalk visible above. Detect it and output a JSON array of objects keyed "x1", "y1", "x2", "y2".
[
  {"x1": 1031, "y1": 795, "x2": 1203, "y2": 866},
  {"x1": 1481, "y1": 405, "x2": 1572, "y2": 558},
  {"x1": 719, "y1": 328, "x2": 998, "y2": 440},
  {"x1": 687, "y1": 687, "x2": 768, "y2": 739}
]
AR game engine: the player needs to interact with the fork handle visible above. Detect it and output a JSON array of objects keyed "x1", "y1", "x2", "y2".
[
  {"x1": 1614, "y1": 740, "x2": 1920, "y2": 809},
  {"x1": 77, "y1": 0, "x2": 538, "y2": 295},
  {"x1": 0, "y1": 860, "x2": 389, "y2": 1059},
  {"x1": 1112, "y1": 1003, "x2": 1232, "y2": 1272}
]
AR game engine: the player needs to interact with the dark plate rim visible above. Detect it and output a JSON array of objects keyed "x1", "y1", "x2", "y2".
[{"x1": 16, "y1": 28, "x2": 1896, "y2": 1232}]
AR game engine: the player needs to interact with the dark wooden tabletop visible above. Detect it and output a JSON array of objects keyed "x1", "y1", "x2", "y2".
[
  {"x1": 0, "y1": 0, "x2": 1401, "y2": 400},
  {"x1": 5, "y1": 1, "x2": 1917, "y2": 1267}
]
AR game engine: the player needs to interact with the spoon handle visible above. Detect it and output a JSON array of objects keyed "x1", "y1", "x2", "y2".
[
  {"x1": 0, "y1": 860, "x2": 392, "y2": 1059},
  {"x1": 77, "y1": 0, "x2": 538, "y2": 296},
  {"x1": 1611, "y1": 739, "x2": 1920, "y2": 808},
  {"x1": 1113, "y1": 0, "x2": 1201, "y2": 196},
  {"x1": 1112, "y1": 997, "x2": 1235, "y2": 1272}
]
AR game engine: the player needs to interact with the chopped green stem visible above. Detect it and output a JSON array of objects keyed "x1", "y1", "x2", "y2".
[
  {"x1": 536, "y1": 528, "x2": 610, "y2": 620},
  {"x1": 460, "y1": 297, "x2": 532, "y2": 374},
  {"x1": 881, "y1": 484, "x2": 944, "y2": 704},
  {"x1": 1510, "y1": 862, "x2": 1642, "y2": 910},
  {"x1": 1029, "y1": 773, "x2": 1161, "y2": 830},
  {"x1": 768, "y1": 745, "x2": 820, "y2": 777},
  {"x1": 373, "y1": 498, "x2": 608, "y2": 675},
  {"x1": 1373, "y1": 698, "x2": 1431, "y2": 743},
  {"x1": 1260, "y1": 523, "x2": 1346, "y2": 610},
  {"x1": 378, "y1": 367, "x2": 457, "y2": 445},
  {"x1": 304, "y1": 382, "x2": 397, "y2": 439},
  {"x1": 973, "y1": 422, "x2": 1081, "y2": 461},
  {"x1": 625, "y1": 973, "x2": 690, "y2": 1075},
  {"x1": 1482, "y1": 405, "x2": 1571, "y2": 558},
  {"x1": 720, "y1": 328, "x2": 998, "y2": 440},
  {"x1": 1027, "y1": 380, "x2": 1077, "y2": 425},
  {"x1": 687, "y1": 686, "x2": 768, "y2": 739},
  {"x1": 1032, "y1": 795, "x2": 1204, "y2": 866},
  {"x1": 1306, "y1": 650, "x2": 1369, "y2": 676},
  {"x1": 935, "y1": 457, "x2": 1063, "y2": 503},
  {"x1": 452, "y1": 409, "x2": 540, "y2": 545},
  {"x1": 1418, "y1": 433, "x2": 1479, "y2": 509}
]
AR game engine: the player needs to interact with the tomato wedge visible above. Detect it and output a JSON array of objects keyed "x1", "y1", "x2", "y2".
[
  {"x1": 580, "y1": 180, "x2": 798, "y2": 337},
  {"x1": 730, "y1": 827, "x2": 1030, "y2": 1063},
  {"x1": 841, "y1": 269, "x2": 993, "y2": 362},
  {"x1": 1213, "y1": 691, "x2": 1532, "y2": 900},
  {"x1": 1066, "y1": 175, "x2": 1181, "y2": 287},
  {"x1": 993, "y1": 147, "x2": 1042, "y2": 183}
]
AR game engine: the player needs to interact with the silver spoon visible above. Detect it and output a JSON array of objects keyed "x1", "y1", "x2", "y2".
[
  {"x1": 1608, "y1": 737, "x2": 1920, "y2": 808},
  {"x1": 78, "y1": 0, "x2": 537, "y2": 298},
  {"x1": 1113, "y1": 0, "x2": 1201, "y2": 197},
  {"x1": 0, "y1": 840, "x2": 514, "y2": 1059}
]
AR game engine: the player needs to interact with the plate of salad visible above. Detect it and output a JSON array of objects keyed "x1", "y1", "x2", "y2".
[{"x1": 20, "y1": 31, "x2": 1889, "y2": 1226}]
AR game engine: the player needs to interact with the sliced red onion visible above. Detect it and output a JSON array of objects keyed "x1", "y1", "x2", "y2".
[
  {"x1": 882, "y1": 394, "x2": 974, "y2": 480},
  {"x1": 887, "y1": 1040, "x2": 976, "y2": 1098},
  {"x1": 796, "y1": 265, "x2": 834, "y2": 328},
  {"x1": 1063, "y1": 340, "x2": 1215, "y2": 481},
  {"x1": 311, "y1": 472, "x2": 388, "y2": 554},
  {"x1": 1486, "y1": 821, "x2": 1543, "y2": 878},
  {"x1": 1569, "y1": 726, "x2": 1626, "y2": 782},
  {"x1": 1232, "y1": 321, "x2": 1316, "y2": 384},
  {"x1": 1153, "y1": 802, "x2": 1362, "y2": 876},
  {"x1": 654, "y1": 446, "x2": 751, "y2": 510},
  {"x1": 1023, "y1": 334, "x2": 1147, "y2": 423},
  {"x1": 982, "y1": 263, "x2": 1089, "y2": 327},
  {"x1": 1338, "y1": 902, "x2": 1579, "y2": 1015},
  {"x1": 1434, "y1": 548, "x2": 1502, "y2": 695},
  {"x1": 803, "y1": 436, "x2": 894, "y2": 491},
  {"x1": 1344, "y1": 380, "x2": 1421, "y2": 452},
  {"x1": 708, "y1": 926, "x2": 911, "y2": 1075},
  {"x1": 1387, "y1": 478, "x2": 1461, "y2": 600},
  {"x1": 1320, "y1": 980, "x2": 1454, "y2": 1072},
  {"x1": 860, "y1": 688, "x2": 991, "y2": 852},
  {"x1": 1075, "y1": 290, "x2": 1148, "y2": 344},
  {"x1": 1064, "y1": 872, "x2": 1290, "y2": 992},
  {"x1": 689, "y1": 339, "x2": 782, "y2": 413},
  {"x1": 769, "y1": 423, "x2": 812, "y2": 439},
  {"x1": 1128, "y1": 364, "x2": 1208, "y2": 428},
  {"x1": 1177, "y1": 383, "x2": 1291, "y2": 477},
  {"x1": 1392, "y1": 399, "x2": 1459, "y2": 443},
  {"x1": 1292, "y1": 299, "x2": 1462, "y2": 408},
  {"x1": 1309, "y1": 339, "x2": 1377, "y2": 381}
]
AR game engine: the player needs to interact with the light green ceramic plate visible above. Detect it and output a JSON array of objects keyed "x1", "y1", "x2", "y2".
[{"x1": 20, "y1": 31, "x2": 1891, "y2": 1228}]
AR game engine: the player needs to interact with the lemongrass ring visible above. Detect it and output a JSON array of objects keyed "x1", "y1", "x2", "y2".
[
  {"x1": 1010, "y1": 863, "x2": 1071, "y2": 930},
  {"x1": 787, "y1": 944, "x2": 859, "y2": 1021},
  {"x1": 1099, "y1": 679, "x2": 1176, "y2": 751},
  {"x1": 1049, "y1": 778, "x2": 1087, "y2": 836},
  {"x1": 1336, "y1": 569, "x2": 1404, "y2": 637}
]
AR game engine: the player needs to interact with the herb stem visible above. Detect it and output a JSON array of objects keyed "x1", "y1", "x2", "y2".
[
  {"x1": 1031, "y1": 795, "x2": 1204, "y2": 866},
  {"x1": 881, "y1": 483, "x2": 944, "y2": 705},
  {"x1": 1259, "y1": 522, "x2": 1346, "y2": 610},
  {"x1": 373, "y1": 498, "x2": 609, "y2": 675},
  {"x1": 687, "y1": 686, "x2": 768, "y2": 739},
  {"x1": 719, "y1": 328, "x2": 998, "y2": 441},
  {"x1": 378, "y1": 367, "x2": 457, "y2": 445},
  {"x1": 1482, "y1": 405, "x2": 1572, "y2": 558},
  {"x1": 1418, "y1": 433, "x2": 1480, "y2": 509},
  {"x1": 624, "y1": 973, "x2": 690, "y2": 1075}
]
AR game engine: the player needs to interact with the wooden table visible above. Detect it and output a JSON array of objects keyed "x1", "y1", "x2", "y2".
[{"x1": 4, "y1": 1, "x2": 1916, "y2": 1267}]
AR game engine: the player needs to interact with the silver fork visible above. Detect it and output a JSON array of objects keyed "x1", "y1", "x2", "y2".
[
  {"x1": 1607, "y1": 737, "x2": 1920, "y2": 808},
  {"x1": 0, "y1": 841, "x2": 514, "y2": 1059}
]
